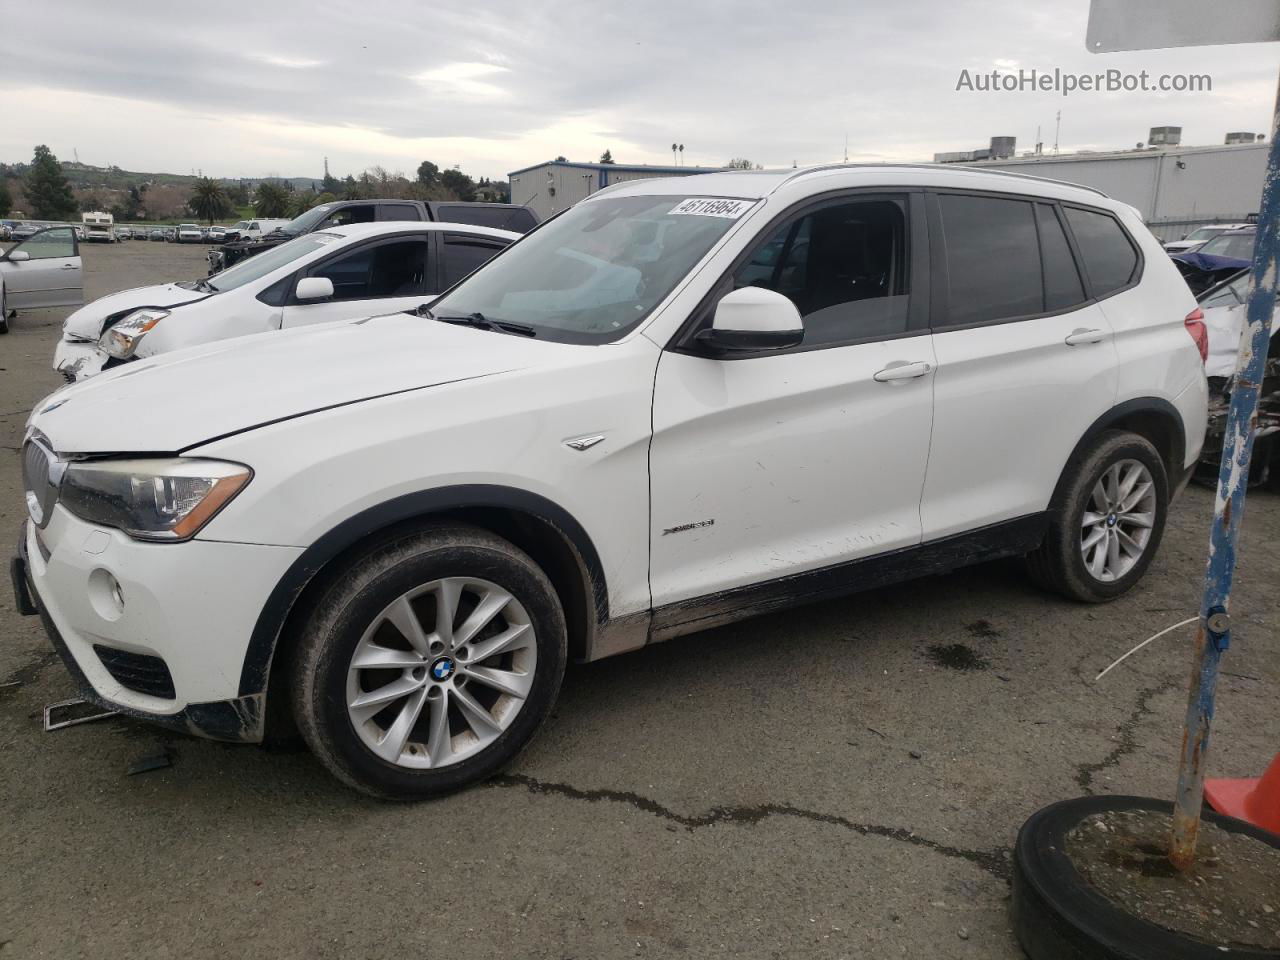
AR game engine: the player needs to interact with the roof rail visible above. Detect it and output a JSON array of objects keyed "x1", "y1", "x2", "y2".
[{"x1": 776, "y1": 162, "x2": 1110, "y2": 199}]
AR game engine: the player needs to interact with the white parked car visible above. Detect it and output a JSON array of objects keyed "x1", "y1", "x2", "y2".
[
  {"x1": 232, "y1": 218, "x2": 289, "y2": 242},
  {"x1": 176, "y1": 223, "x2": 204, "y2": 243},
  {"x1": 1196, "y1": 270, "x2": 1275, "y2": 378},
  {"x1": 1164, "y1": 222, "x2": 1251, "y2": 255},
  {"x1": 14, "y1": 165, "x2": 1207, "y2": 797},
  {"x1": 0, "y1": 226, "x2": 84, "y2": 334},
  {"x1": 53, "y1": 221, "x2": 518, "y2": 381}
]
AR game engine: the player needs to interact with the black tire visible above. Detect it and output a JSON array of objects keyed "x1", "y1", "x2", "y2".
[
  {"x1": 1012, "y1": 795, "x2": 1280, "y2": 960},
  {"x1": 1026, "y1": 430, "x2": 1169, "y2": 603},
  {"x1": 291, "y1": 522, "x2": 567, "y2": 799}
]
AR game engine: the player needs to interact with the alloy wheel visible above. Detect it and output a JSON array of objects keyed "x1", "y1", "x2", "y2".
[
  {"x1": 345, "y1": 577, "x2": 537, "y2": 769},
  {"x1": 1079, "y1": 459, "x2": 1156, "y2": 582}
]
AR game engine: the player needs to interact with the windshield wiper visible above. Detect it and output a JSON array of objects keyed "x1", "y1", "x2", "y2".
[
  {"x1": 426, "y1": 310, "x2": 537, "y2": 337},
  {"x1": 194, "y1": 278, "x2": 218, "y2": 293}
]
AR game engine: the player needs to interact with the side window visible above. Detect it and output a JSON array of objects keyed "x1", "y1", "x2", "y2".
[
  {"x1": 378, "y1": 203, "x2": 423, "y2": 222},
  {"x1": 308, "y1": 240, "x2": 429, "y2": 300},
  {"x1": 440, "y1": 235, "x2": 510, "y2": 288},
  {"x1": 17, "y1": 227, "x2": 77, "y2": 260},
  {"x1": 1063, "y1": 207, "x2": 1139, "y2": 297},
  {"x1": 730, "y1": 197, "x2": 910, "y2": 347},
  {"x1": 1037, "y1": 204, "x2": 1086, "y2": 311},
  {"x1": 937, "y1": 194, "x2": 1041, "y2": 326},
  {"x1": 318, "y1": 205, "x2": 376, "y2": 229}
]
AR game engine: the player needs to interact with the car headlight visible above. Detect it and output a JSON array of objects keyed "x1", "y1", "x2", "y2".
[
  {"x1": 59, "y1": 458, "x2": 252, "y2": 541},
  {"x1": 100, "y1": 308, "x2": 170, "y2": 359}
]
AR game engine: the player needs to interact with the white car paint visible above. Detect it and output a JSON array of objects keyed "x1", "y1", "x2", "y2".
[
  {"x1": 52, "y1": 221, "x2": 517, "y2": 381},
  {"x1": 0, "y1": 226, "x2": 84, "y2": 319},
  {"x1": 233, "y1": 218, "x2": 289, "y2": 241},
  {"x1": 1198, "y1": 271, "x2": 1280, "y2": 378},
  {"x1": 18, "y1": 164, "x2": 1206, "y2": 759}
]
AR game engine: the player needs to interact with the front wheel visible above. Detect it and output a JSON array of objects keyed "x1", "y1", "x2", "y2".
[
  {"x1": 1026, "y1": 431, "x2": 1169, "y2": 603},
  {"x1": 291, "y1": 523, "x2": 567, "y2": 798}
]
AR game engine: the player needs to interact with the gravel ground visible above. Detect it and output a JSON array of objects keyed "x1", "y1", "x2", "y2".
[{"x1": 1, "y1": 241, "x2": 1278, "y2": 959}]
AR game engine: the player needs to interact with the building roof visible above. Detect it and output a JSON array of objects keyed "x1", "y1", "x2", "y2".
[{"x1": 508, "y1": 159, "x2": 726, "y2": 177}]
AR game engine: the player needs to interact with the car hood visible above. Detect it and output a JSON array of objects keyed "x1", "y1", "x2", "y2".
[
  {"x1": 1203, "y1": 301, "x2": 1279, "y2": 378},
  {"x1": 31, "y1": 312, "x2": 563, "y2": 453},
  {"x1": 62, "y1": 283, "x2": 212, "y2": 339}
]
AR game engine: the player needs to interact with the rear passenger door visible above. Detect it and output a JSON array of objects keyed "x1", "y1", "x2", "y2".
[
  {"x1": 920, "y1": 192, "x2": 1121, "y2": 540},
  {"x1": 437, "y1": 233, "x2": 511, "y2": 291}
]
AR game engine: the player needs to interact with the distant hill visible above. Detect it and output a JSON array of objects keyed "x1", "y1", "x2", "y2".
[{"x1": 57, "y1": 162, "x2": 320, "y2": 192}]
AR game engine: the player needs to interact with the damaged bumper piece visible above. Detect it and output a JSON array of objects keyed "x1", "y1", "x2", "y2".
[{"x1": 1196, "y1": 363, "x2": 1280, "y2": 487}]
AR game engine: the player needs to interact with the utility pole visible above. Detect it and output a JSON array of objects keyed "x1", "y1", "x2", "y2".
[{"x1": 1053, "y1": 111, "x2": 1061, "y2": 154}]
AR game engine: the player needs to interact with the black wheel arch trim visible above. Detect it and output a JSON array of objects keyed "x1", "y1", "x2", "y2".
[
  {"x1": 1060, "y1": 397, "x2": 1187, "y2": 492},
  {"x1": 237, "y1": 484, "x2": 607, "y2": 697}
]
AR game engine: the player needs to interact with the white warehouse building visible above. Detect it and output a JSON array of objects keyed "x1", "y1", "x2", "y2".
[
  {"x1": 509, "y1": 160, "x2": 725, "y2": 221},
  {"x1": 947, "y1": 141, "x2": 1268, "y2": 242}
]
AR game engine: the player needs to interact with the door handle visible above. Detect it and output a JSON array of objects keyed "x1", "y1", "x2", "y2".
[
  {"x1": 60, "y1": 264, "x2": 78, "y2": 270},
  {"x1": 873, "y1": 360, "x2": 933, "y2": 382},
  {"x1": 1064, "y1": 327, "x2": 1106, "y2": 346}
]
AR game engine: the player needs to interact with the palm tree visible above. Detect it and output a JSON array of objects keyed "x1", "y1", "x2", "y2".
[
  {"x1": 253, "y1": 181, "x2": 292, "y2": 218},
  {"x1": 188, "y1": 177, "x2": 230, "y2": 225}
]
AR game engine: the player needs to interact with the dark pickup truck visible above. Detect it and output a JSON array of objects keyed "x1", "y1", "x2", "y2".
[{"x1": 208, "y1": 199, "x2": 538, "y2": 274}]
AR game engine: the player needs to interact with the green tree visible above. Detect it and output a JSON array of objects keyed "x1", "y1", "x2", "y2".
[
  {"x1": 188, "y1": 177, "x2": 233, "y2": 224},
  {"x1": 0, "y1": 179, "x2": 11, "y2": 217},
  {"x1": 341, "y1": 174, "x2": 362, "y2": 199},
  {"x1": 440, "y1": 168, "x2": 476, "y2": 201},
  {"x1": 290, "y1": 190, "x2": 335, "y2": 217},
  {"x1": 253, "y1": 180, "x2": 292, "y2": 218},
  {"x1": 599, "y1": 149, "x2": 615, "y2": 164},
  {"x1": 725, "y1": 157, "x2": 758, "y2": 170},
  {"x1": 416, "y1": 160, "x2": 439, "y2": 186},
  {"x1": 24, "y1": 145, "x2": 77, "y2": 220},
  {"x1": 321, "y1": 171, "x2": 341, "y2": 194}
]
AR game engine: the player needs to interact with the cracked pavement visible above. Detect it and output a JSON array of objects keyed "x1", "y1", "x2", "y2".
[{"x1": 2, "y1": 243, "x2": 1279, "y2": 958}]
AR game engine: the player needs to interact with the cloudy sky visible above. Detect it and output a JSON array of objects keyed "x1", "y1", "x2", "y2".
[{"x1": 5, "y1": 0, "x2": 1280, "y2": 182}]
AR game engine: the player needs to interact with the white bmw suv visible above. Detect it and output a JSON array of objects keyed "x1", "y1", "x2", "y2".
[{"x1": 13, "y1": 165, "x2": 1207, "y2": 798}]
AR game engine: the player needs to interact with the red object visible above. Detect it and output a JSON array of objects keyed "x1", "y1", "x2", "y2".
[
  {"x1": 1184, "y1": 307, "x2": 1209, "y2": 365},
  {"x1": 1205, "y1": 752, "x2": 1280, "y2": 835}
]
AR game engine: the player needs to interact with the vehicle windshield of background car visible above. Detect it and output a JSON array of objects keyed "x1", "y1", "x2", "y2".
[
  {"x1": 427, "y1": 195, "x2": 751, "y2": 343},
  {"x1": 1184, "y1": 226, "x2": 1227, "y2": 244},
  {"x1": 204, "y1": 233, "x2": 341, "y2": 292},
  {"x1": 277, "y1": 204, "x2": 338, "y2": 237},
  {"x1": 1197, "y1": 230, "x2": 1257, "y2": 260}
]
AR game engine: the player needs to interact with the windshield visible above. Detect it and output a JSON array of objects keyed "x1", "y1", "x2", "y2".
[
  {"x1": 1185, "y1": 227, "x2": 1225, "y2": 243},
  {"x1": 207, "y1": 233, "x2": 342, "y2": 292},
  {"x1": 279, "y1": 204, "x2": 335, "y2": 236},
  {"x1": 428, "y1": 194, "x2": 754, "y2": 343},
  {"x1": 1198, "y1": 231, "x2": 1256, "y2": 260}
]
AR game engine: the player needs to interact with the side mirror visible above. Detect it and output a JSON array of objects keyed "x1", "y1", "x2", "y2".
[
  {"x1": 295, "y1": 277, "x2": 334, "y2": 301},
  {"x1": 7, "y1": 250, "x2": 30, "y2": 263},
  {"x1": 695, "y1": 286, "x2": 804, "y2": 355}
]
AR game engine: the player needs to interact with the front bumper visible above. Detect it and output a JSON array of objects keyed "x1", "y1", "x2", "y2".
[
  {"x1": 12, "y1": 513, "x2": 303, "y2": 742},
  {"x1": 52, "y1": 338, "x2": 108, "y2": 382}
]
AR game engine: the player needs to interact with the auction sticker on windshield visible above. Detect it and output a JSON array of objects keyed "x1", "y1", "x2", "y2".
[{"x1": 669, "y1": 198, "x2": 756, "y2": 218}]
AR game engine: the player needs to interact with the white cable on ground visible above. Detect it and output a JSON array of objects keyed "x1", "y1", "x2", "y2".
[{"x1": 1094, "y1": 616, "x2": 1199, "y2": 681}]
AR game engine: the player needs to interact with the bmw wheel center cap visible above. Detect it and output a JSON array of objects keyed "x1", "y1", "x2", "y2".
[{"x1": 430, "y1": 657, "x2": 456, "y2": 681}]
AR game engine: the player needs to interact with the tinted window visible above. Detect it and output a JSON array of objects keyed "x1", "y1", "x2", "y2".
[
  {"x1": 209, "y1": 233, "x2": 341, "y2": 293},
  {"x1": 310, "y1": 239, "x2": 428, "y2": 300},
  {"x1": 436, "y1": 204, "x2": 537, "y2": 233},
  {"x1": 1037, "y1": 204, "x2": 1085, "y2": 311},
  {"x1": 1063, "y1": 207, "x2": 1139, "y2": 295},
  {"x1": 939, "y1": 194, "x2": 1041, "y2": 325},
  {"x1": 17, "y1": 227, "x2": 76, "y2": 259},
  {"x1": 441, "y1": 236, "x2": 510, "y2": 288},
  {"x1": 378, "y1": 203, "x2": 423, "y2": 222},
  {"x1": 731, "y1": 197, "x2": 909, "y2": 346}
]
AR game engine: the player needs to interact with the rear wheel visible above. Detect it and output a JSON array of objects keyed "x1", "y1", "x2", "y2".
[
  {"x1": 291, "y1": 523, "x2": 567, "y2": 798},
  {"x1": 1026, "y1": 431, "x2": 1168, "y2": 602}
]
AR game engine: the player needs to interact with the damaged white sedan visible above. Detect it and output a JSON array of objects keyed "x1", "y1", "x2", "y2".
[{"x1": 53, "y1": 221, "x2": 518, "y2": 381}]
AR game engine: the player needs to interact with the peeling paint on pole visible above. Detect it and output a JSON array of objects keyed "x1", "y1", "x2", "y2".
[{"x1": 1168, "y1": 75, "x2": 1280, "y2": 871}]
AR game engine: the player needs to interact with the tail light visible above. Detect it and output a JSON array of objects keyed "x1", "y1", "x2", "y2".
[{"x1": 1185, "y1": 307, "x2": 1208, "y2": 365}]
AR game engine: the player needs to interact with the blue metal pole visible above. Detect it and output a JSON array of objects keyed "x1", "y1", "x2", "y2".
[{"x1": 1169, "y1": 73, "x2": 1280, "y2": 870}]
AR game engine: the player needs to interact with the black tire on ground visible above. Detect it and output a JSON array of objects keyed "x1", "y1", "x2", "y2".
[
  {"x1": 291, "y1": 522, "x2": 567, "y2": 799},
  {"x1": 1025, "y1": 430, "x2": 1169, "y2": 603},
  {"x1": 1012, "y1": 794, "x2": 1280, "y2": 960}
]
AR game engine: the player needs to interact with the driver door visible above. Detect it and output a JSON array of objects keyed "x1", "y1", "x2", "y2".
[
  {"x1": 1, "y1": 227, "x2": 83, "y2": 309},
  {"x1": 280, "y1": 235, "x2": 433, "y2": 328}
]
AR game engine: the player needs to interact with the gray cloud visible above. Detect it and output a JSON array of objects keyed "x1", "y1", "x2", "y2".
[{"x1": 5, "y1": 0, "x2": 1280, "y2": 178}]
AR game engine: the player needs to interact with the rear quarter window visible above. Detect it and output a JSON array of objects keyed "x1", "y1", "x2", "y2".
[{"x1": 1063, "y1": 207, "x2": 1140, "y2": 297}]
